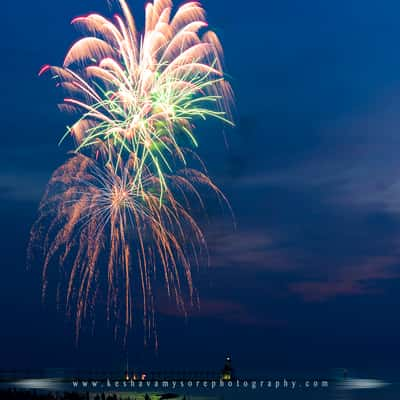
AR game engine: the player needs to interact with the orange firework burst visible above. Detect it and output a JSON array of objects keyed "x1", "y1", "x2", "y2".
[{"x1": 29, "y1": 152, "x2": 229, "y2": 344}]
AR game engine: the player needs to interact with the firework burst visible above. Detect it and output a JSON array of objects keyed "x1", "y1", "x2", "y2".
[
  {"x1": 40, "y1": 0, "x2": 233, "y2": 198},
  {"x1": 31, "y1": 0, "x2": 233, "y2": 345},
  {"x1": 29, "y1": 151, "x2": 229, "y2": 343}
]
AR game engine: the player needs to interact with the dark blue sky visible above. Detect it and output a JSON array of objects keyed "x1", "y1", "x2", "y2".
[{"x1": 2, "y1": 0, "x2": 400, "y2": 374}]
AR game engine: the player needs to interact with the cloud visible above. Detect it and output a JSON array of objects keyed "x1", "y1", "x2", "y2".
[
  {"x1": 233, "y1": 87, "x2": 400, "y2": 215},
  {"x1": 158, "y1": 297, "x2": 285, "y2": 327},
  {"x1": 206, "y1": 226, "x2": 300, "y2": 271},
  {"x1": 290, "y1": 255, "x2": 400, "y2": 302}
]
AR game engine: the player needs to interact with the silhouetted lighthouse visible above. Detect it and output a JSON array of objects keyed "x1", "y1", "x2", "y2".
[{"x1": 221, "y1": 355, "x2": 234, "y2": 381}]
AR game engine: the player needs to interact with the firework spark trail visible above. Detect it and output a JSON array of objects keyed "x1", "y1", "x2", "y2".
[{"x1": 30, "y1": 0, "x2": 234, "y2": 345}]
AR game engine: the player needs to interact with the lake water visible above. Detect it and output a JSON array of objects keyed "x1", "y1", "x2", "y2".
[{"x1": 2, "y1": 369, "x2": 399, "y2": 399}]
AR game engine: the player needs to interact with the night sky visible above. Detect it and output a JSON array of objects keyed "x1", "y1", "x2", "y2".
[{"x1": 2, "y1": 0, "x2": 400, "y2": 375}]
